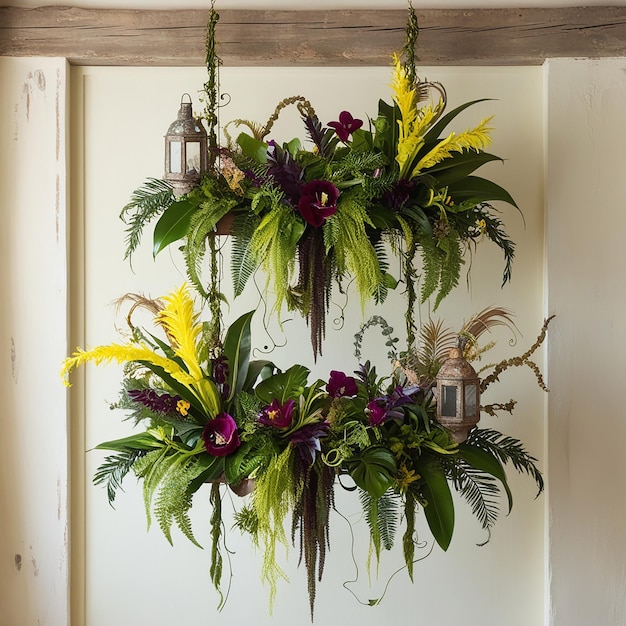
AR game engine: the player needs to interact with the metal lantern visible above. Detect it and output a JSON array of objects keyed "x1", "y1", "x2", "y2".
[
  {"x1": 436, "y1": 345, "x2": 481, "y2": 442},
  {"x1": 164, "y1": 93, "x2": 208, "y2": 197}
]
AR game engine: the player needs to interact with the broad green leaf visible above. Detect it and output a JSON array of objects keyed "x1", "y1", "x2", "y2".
[
  {"x1": 236, "y1": 132, "x2": 268, "y2": 163},
  {"x1": 152, "y1": 198, "x2": 197, "y2": 257},
  {"x1": 242, "y1": 359, "x2": 276, "y2": 392},
  {"x1": 459, "y1": 443, "x2": 513, "y2": 514},
  {"x1": 223, "y1": 310, "x2": 255, "y2": 401},
  {"x1": 447, "y1": 175, "x2": 519, "y2": 210},
  {"x1": 95, "y1": 432, "x2": 163, "y2": 452},
  {"x1": 418, "y1": 457, "x2": 455, "y2": 551},
  {"x1": 186, "y1": 455, "x2": 224, "y2": 494},
  {"x1": 348, "y1": 446, "x2": 396, "y2": 499},
  {"x1": 254, "y1": 364, "x2": 310, "y2": 405},
  {"x1": 223, "y1": 439, "x2": 266, "y2": 485},
  {"x1": 284, "y1": 137, "x2": 302, "y2": 157},
  {"x1": 425, "y1": 152, "x2": 503, "y2": 187}
]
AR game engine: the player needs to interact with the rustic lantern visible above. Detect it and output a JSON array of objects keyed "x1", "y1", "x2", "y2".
[
  {"x1": 436, "y1": 343, "x2": 481, "y2": 442},
  {"x1": 164, "y1": 94, "x2": 208, "y2": 197}
]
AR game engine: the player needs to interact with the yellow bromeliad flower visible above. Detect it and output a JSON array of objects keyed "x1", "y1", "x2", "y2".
[
  {"x1": 391, "y1": 53, "x2": 444, "y2": 179},
  {"x1": 60, "y1": 284, "x2": 221, "y2": 419},
  {"x1": 391, "y1": 53, "x2": 493, "y2": 181}
]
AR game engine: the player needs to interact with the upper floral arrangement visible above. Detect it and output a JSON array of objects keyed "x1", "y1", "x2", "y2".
[{"x1": 121, "y1": 5, "x2": 517, "y2": 358}]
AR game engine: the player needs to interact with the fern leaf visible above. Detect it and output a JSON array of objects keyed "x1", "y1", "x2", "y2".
[
  {"x1": 93, "y1": 448, "x2": 144, "y2": 505},
  {"x1": 119, "y1": 178, "x2": 174, "y2": 261},
  {"x1": 231, "y1": 214, "x2": 261, "y2": 296},
  {"x1": 466, "y1": 428, "x2": 544, "y2": 496}
]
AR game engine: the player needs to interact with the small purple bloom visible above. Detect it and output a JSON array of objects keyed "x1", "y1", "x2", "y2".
[
  {"x1": 202, "y1": 413, "x2": 240, "y2": 457},
  {"x1": 297, "y1": 180, "x2": 339, "y2": 227},
  {"x1": 326, "y1": 370, "x2": 358, "y2": 398},
  {"x1": 259, "y1": 398, "x2": 295, "y2": 429},
  {"x1": 127, "y1": 388, "x2": 180, "y2": 415},
  {"x1": 366, "y1": 385, "x2": 418, "y2": 426},
  {"x1": 290, "y1": 421, "x2": 330, "y2": 464},
  {"x1": 382, "y1": 179, "x2": 416, "y2": 211},
  {"x1": 328, "y1": 111, "x2": 363, "y2": 142},
  {"x1": 212, "y1": 356, "x2": 230, "y2": 400}
]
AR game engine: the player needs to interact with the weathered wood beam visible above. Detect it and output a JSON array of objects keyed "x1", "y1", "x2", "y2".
[{"x1": 1, "y1": 6, "x2": 625, "y2": 66}]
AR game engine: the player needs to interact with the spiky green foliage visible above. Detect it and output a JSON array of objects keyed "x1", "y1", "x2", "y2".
[
  {"x1": 231, "y1": 214, "x2": 262, "y2": 296},
  {"x1": 359, "y1": 489, "x2": 400, "y2": 563},
  {"x1": 447, "y1": 459, "x2": 502, "y2": 533},
  {"x1": 119, "y1": 178, "x2": 174, "y2": 261},
  {"x1": 93, "y1": 448, "x2": 145, "y2": 504},
  {"x1": 249, "y1": 446, "x2": 294, "y2": 611},
  {"x1": 132, "y1": 445, "x2": 207, "y2": 547},
  {"x1": 466, "y1": 429, "x2": 544, "y2": 495},
  {"x1": 418, "y1": 229, "x2": 463, "y2": 309}
]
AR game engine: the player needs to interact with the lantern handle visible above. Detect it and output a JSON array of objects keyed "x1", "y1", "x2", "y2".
[{"x1": 180, "y1": 93, "x2": 193, "y2": 105}]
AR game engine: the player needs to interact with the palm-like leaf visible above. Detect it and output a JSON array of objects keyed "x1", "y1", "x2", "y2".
[{"x1": 120, "y1": 178, "x2": 174, "y2": 261}]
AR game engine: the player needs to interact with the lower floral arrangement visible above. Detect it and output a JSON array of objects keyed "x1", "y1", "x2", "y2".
[{"x1": 61, "y1": 284, "x2": 549, "y2": 618}]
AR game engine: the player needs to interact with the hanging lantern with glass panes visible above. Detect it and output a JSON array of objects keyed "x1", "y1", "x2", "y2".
[
  {"x1": 435, "y1": 341, "x2": 481, "y2": 442},
  {"x1": 164, "y1": 93, "x2": 208, "y2": 197}
]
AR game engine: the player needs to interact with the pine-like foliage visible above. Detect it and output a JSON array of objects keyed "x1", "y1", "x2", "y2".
[
  {"x1": 447, "y1": 460, "x2": 502, "y2": 533},
  {"x1": 358, "y1": 489, "x2": 399, "y2": 563},
  {"x1": 133, "y1": 447, "x2": 207, "y2": 547},
  {"x1": 93, "y1": 448, "x2": 145, "y2": 504},
  {"x1": 466, "y1": 429, "x2": 544, "y2": 495},
  {"x1": 119, "y1": 178, "x2": 174, "y2": 261}
]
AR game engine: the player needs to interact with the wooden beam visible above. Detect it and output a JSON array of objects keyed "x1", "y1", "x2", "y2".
[{"x1": 1, "y1": 6, "x2": 625, "y2": 66}]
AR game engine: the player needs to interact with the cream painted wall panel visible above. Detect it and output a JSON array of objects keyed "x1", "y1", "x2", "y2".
[
  {"x1": 75, "y1": 63, "x2": 545, "y2": 625},
  {"x1": 0, "y1": 57, "x2": 69, "y2": 626},
  {"x1": 546, "y1": 57, "x2": 626, "y2": 626}
]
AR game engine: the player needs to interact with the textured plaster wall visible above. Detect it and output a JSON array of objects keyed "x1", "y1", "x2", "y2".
[
  {"x1": 0, "y1": 57, "x2": 69, "y2": 626},
  {"x1": 545, "y1": 57, "x2": 626, "y2": 626}
]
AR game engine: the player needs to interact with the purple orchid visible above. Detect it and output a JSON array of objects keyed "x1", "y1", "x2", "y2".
[
  {"x1": 202, "y1": 413, "x2": 240, "y2": 457},
  {"x1": 366, "y1": 385, "x2": 418, "y2": 426},
  {"x1": 326, "y1": 370, "x2": 358, "y2": 398},
  {"x1": 289, "y1": 421, "x2": 330, "y2": 464},
  {"x1": 297, "y1": 180, "x2": 339, "y2": 227},
  {"x1": 258, "y1": 398, "x2": 295, "y2": 429},
  {"x1": 211, "y1": 356, "x2": 230, "y2": 400},
  {"x1": 328, "y1": 111, "x2": 363, "y2": 142}
]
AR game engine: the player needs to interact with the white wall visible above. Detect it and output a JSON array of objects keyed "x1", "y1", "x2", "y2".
[
  {"x1": 0, "y1": 58, "x2": 70, "y2": 626},
  {"x1": 74, "y1": 64, "x2": 545, "y2": 626},
  {"x1": 545, "y1": 57, "x2": 626, "y2": 626}
]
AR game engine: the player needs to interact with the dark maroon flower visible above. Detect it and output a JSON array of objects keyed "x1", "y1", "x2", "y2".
[
  {"x1": 297, "y1": 180, "x2": 339, "y2": 227},
  {"x1": 289, "y1": 421, "x2": 330, "y2": 464},
  {"x1": 258, "y1": 398, "x2": 295, "y2": 429},
  {"x1": 382, "y1": 179, "x2": 416, "y2": 211},
  {"x1": 328, "y1": 111, "x2": 363, "y2": 142},
  {"x1": 326, "y1": 370, "x2": 358, "y2": 398},
  {"x1": 127, "y1": 388, "x2": 180, "y2": 415},
  {"x1": 211, "y1": 356, "x2": 230, "y2": 400},
  {"x1": 202, "y1": 413, "x2": 240, "y2": 457}
]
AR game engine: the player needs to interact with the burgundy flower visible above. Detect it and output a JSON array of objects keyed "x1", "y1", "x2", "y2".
[
  {"x1": 366, "y1": 398, "x2": 388, "y2": 426},
  {"x1": 202, "y1": 413, "x2": 240, "y2": 457},
  {"x1": 258, "y1": 398, "x2": 295, "y2": 429},
  {"x1": 328, "y1": 111, "x2": 363, "y2": 142},
  {"x1": 326, "y1": 370, "x2": 358, "y2": 398},
  {"x1": 297, "y1": 180, "x2": 339, "y2": 227}
]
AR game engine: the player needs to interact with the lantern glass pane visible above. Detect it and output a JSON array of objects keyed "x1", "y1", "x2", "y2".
[
  {"x1": 464, "y1": 384, "x2": 477, "y2": 417},
  {"x1": 169, "y1": 140, "x2": 182, "y2": 174},
  {"x1": 186, "y1": 141, "x2": 200, "y2": 174},
  {"x1": 441, "y1": 385, "x2": 457, "y2": 417}
]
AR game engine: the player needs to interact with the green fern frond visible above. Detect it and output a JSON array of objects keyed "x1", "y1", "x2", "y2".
[
  {"x1": 231, "y1": 214, "x2": 262, "y2": 296},
  {"x1": 358, "y1": 489, "x2": 399, "y2": 563},
  {"x1": 153, "y1": 455, "x2": 208, "y2": 547},
  {"x1": 119, "y1": 178, "x2": 174, "y2": 261},
  {"x1": 466, "y1": 428, "x2": 544, "y2": 495},
  {"x1": 93, "y1": 448, "x2": 145, "y2": 505},
  {"x1": 330, "y1": 190, "x2": 382, "y2": 308},
  {"x1": 448, "y1": 460, "x2": 501, "y2": 532}
]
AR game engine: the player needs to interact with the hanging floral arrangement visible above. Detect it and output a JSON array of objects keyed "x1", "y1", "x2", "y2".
[
  {"x1": 120, "y1": 5, "x2": 517, "y2": 357},
  {"x1": 62, "y1": 2, "x2": 552, "y2": 620}
]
